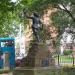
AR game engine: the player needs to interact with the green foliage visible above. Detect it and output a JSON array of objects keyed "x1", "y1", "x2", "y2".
[
  {"x1": 0, "y1": 0, "x2": 75, "y2": 37},
  {"x1": 18, "y1": 0, "x2": 60, "y2": 15},
  {"x1": 0, "y1": 0, "x2": 19, "y2": 37},
  {"x1": 52, "y1": 10, "x2": 74, "y2": 35},
  {"x1": 19, "y1": 0, "x2": 75, "y2": 34},
  {"x1": 63, "y1": 50, "x2": 73, "y2": 55}
]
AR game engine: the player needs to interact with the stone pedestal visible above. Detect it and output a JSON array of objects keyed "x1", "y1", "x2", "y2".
[
  {"x1": 13, "y1": 42, "x2": 55, "y2": 75},
  {"x1": 14, "y1": 67, "x2": 56, "y2": 75}
]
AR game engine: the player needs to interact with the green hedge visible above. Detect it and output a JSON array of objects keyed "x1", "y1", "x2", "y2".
[{"x1": 63, "y1": 50, "x2": 72, "y2": 55}]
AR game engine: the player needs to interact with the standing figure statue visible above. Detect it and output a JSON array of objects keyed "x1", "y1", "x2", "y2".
[{"x1": 24, "y1": 11, "x2": 43, "y2": 42}]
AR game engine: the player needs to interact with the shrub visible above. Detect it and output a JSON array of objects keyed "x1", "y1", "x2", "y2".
[{"x1": 63, "y1": 50, "x2": 72, "y2": 55}]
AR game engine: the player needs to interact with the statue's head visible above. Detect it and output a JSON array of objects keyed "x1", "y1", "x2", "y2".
[{"x1": 33, "y1": 12, "x2": 39, "y2": 17}]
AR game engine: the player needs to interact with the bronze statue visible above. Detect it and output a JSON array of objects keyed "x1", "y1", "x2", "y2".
[{"x1": 24, "y1": 11, "x2": 43, "y2": 42}]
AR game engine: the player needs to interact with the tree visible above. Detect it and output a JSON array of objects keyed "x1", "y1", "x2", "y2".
[
  {"x1": 1, "y1": 0, "x2": 75, "y2": 38},
  {"x1": 18, "y1": 0, "x2": 75, "y2": 30},
  {"x1": 0, "y1": 0, "x2": 20, "y2": 37},
  {"x1": 15, "y1": 0, "x2": 75, "y2": 46}
]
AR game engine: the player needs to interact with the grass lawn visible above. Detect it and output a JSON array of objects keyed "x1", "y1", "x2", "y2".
[{"x1": 54, "y1": 55, "x2": 75, "y2": 67}]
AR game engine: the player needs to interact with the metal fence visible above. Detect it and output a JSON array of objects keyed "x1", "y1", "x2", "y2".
[{"x1": 54, "y1": 54, "x2": 75, "y2": 67}]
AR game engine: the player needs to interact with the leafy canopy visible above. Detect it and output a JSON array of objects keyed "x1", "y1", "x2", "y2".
[{"x1": 0, "y1": 0, "x2": 75, "y2": 37}]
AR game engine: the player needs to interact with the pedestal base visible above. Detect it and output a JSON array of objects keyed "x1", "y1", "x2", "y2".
[
  {"x1": 20, "y1": 42, "x2": 55, "y2": 67},
  {"x1": 14, "y1": 42, "x2": 55, "y2": 75},
  {"x1": 13, "y1": 67, "x2": 55, "y2": 75}
]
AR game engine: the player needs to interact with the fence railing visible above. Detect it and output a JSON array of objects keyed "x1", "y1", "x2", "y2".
[{"x1": 54, "y1": 54, "x2": 75, "y2": 67}]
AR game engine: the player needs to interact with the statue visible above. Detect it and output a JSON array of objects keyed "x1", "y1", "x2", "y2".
[{"x1": 23, "y1": 11, "x2": 43, "y2": 42}]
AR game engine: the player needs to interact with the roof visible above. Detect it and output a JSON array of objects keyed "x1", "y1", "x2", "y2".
[{"x1": 0, "y1": 37, "x2": 15, "y2": 41}]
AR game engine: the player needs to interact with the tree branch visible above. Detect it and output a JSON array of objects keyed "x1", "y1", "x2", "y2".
[{"x1": 57, "y1": 4, "x2": 75, "y2": 22}]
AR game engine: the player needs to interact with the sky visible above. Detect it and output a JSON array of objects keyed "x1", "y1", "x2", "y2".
[{"x1": 11, "y1": 0, "x2": 17, "y2": 3}]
